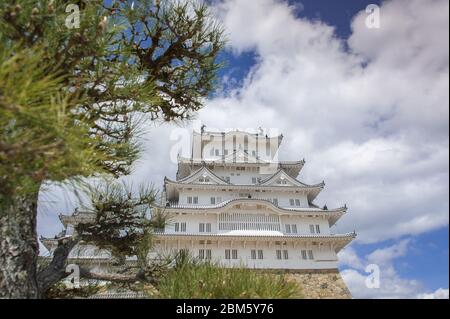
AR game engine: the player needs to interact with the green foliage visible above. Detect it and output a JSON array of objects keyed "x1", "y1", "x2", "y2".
[
  {"x1": 76, "y1": 181, "x2": 161, "y2": 258},
  {"x1": 0, "y1": 0, "x2": 225, "y2": 204},
  {"x1": 157, "y1": 259, "x2": 302, "y2": 299},
  {"x1": 0, "y1": 0, "x2": 224, "y2": 297},
  {"x1": 116, "y1": 0, "x2": 226, "y2": 119},
  {"x1": 0, "y1": 45, "x2": 104, "y2": 204}
]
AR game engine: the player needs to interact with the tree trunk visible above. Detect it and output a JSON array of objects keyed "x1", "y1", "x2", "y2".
[
  {"x1": 0, "y1": 195, "x2": 40, "y2": 298},
  {"x1": 37, "y1": 238, "x2": 78, "y2": 294}
]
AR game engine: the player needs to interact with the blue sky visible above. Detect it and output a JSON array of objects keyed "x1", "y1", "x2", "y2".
[{"x1": 37, "y1": 0, "x2": 449, "y2": 298}]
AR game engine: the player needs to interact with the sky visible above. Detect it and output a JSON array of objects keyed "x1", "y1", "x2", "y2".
[{"x1": 37, "y1": 0, "x2": 449, "y2": 299}]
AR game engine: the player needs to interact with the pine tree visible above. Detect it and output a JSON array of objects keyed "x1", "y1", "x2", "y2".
[{"x1": 0, "y1": 0, "x2": 224, "y2": 298}]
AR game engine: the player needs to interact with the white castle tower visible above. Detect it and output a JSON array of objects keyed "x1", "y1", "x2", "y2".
[
  {"x1": 154, "y1": 128, "x2": 355, "y2": 270},
  {"x1": 42, "y1": 128, "x2": 355, "y2": 274}
]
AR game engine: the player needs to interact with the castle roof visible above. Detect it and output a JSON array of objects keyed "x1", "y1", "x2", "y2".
[
  {"x1": 176, "y1": 156, "x2": 304, "y2": 180},
  {"x1": 158, "y1": 198, "x2": 346, "y2": 226},
  {"x1": 166, "y1": 166, "x2": 323, "y2": 202},
  {"x1": 152, "y1": 232, "x2": 355, "y2": 253},
  {"x1": 194, "y1": 129, "x2": 283, "y2": 141},
  {"x1": 40, "y1": 232, "x2": 356, "y2": 253}
]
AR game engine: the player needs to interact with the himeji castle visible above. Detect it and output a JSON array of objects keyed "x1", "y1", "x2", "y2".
[
  {"x1": 42, "y1": 128, "x2": 355, "y2": 274},
  {"x1": 154, "y1": 129, "x2": 355, "y2": 270}
]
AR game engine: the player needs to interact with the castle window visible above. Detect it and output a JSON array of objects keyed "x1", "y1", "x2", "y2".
[
  {"x1": 283, "y1": 250, "x2": 289, "y2": 259},
  {"x1": 272, "y1": 198, "x2": 278, "y2": 206},
  {"x1": 309, "y1": 224, "x2": 315, "y2": 234},
  {"x1": 292, "y1": 224, "x2": 298, "y2": 234},
  {"x1": 232, "y1": 249, "x2": 238, "y2": 259},
  {"x1": 199, "y1": 223, "x2": 205, "y2": 232},
  {"x1": 210, "y1": 197, "x2": 216, "y2": 205},
  {"x1": 218, "y1": 213, "x2": 280, "y2": 231},
  {"x1": 258, "y1": 250, "x2": 264, "y2": 259},
  {"x1": 301, "y1": 250, "x2": 307, "y2": 260},
  {"x1": 205, "y1": 223, "x2": 211, "y2": 232},
  {"x1": 225, "y1": 249, "x2": 231, "y2": 260},
  {"x1": 198, "y1": 249, "x2": 205, "y2": 259},
  {"x1": 295, "y1": 199, "x2": 300, "y2": 206},
  {"x1": 315, "y1": 225, "x2": 321, "y2": 234},
  {"x1": 251, "y1": 250, "x2": 256, "y2": 260},
  {"x1": 289, "y1": 199, "x2": 295, "y2": 206},
  {"x1": 308, "y1": 250, "x2": 314, "y2": 260},
  {"x1": 285, "y1": 224, "x2": 291, "y2": 234},
  {"x1": 276, "y1": 250, "x2": 282, "y2": 260},
  {"x1": 206, "y1": 249, "x2": 212, "y2": 260},
  {"x1": 187, "y1": 196, "x2": 192, "y2": 204},
  {"x1": 175, "y1": 222, "x2": 186, "y2": 233},
  {"x1": 252, "y1": 177, "x2": 257, "y2": 184},
  {"x1": 193, "y1": 197, "x2": 198, "y2": 204}
]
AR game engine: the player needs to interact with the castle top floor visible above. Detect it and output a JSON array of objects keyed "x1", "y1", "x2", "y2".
[{"x1": 191, "y1": 128, "x2": 283, "y2": 163}]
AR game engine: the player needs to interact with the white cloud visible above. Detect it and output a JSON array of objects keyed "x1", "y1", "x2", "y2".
[
  {"x1": 417, "y1": 288, "x2": 449, "y2": 299},
  {"x1": 341, "y1": 267, "x2": 424, "y2": 299},
  {"x1": 339, "y1": 240, "x2": 448, "y2": 299},
  {"x1": 337, "y1": 246, "x2": 364, "y2": 270},
  {"x1": 202, "y1": 0, "x2": 449, "y2": 243},
  {"x1": 366, "y1": 239, "x2": 410, "y2": 265}
]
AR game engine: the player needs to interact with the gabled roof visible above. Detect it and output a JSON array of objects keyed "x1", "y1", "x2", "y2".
[
  {"x1": 176, "y1": 157, "x2": 305, "y2": 180},
  {"x1": 168, "y1": 166, "x2": 229, "y2": 185},
  {"x1": 260, "y1": 169, "x2": 324, "y2": 188},
  {"x1": 220, "y1": 148, "x2": 268, "y2": 164},
  {"x1": 166, "y1": 168, "x2": 324, "y2": 202}
]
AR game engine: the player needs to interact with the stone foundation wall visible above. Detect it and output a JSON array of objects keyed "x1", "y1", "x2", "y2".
[
  {"x1": 261, "y1": 268, "x2": 352, "y2": 299},
  {"x1": 286, "y1": 269, "x2": 351, "y2": 299}
]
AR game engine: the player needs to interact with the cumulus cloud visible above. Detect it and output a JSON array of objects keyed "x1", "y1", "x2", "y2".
[
  {"x1": 417, "y1": 288, "x2": 449, "y2": 299},
  {"x1": 339, "y1": 240, "x2": 448, "y2": 299},
  {"x1": 202, "y1": 0, "x2": 449, "y2": 243}
]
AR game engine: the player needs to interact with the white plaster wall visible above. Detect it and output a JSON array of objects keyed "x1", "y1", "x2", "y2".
[
  {"x1": 165, "y1": 213, "x2": 218, "y2": 234},
  {"x1": 178, "y1": 189, "x2": 310, "y2": 208},
  {"x1": 279, "y1": 215, "x2": 330, "y2": 235},
  {"x1": 68, "y1": 244, "x2": 111, "y2": 259},
  {"x1": 152, "y1": 241, "x2": 338, "y2": 270},
  {"x1": 166, "y1": 213, "x2": 330, "y2": 235},
  {"x1": 201, "y1": 137, "x2": 277, "y2": 162}
]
